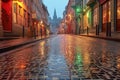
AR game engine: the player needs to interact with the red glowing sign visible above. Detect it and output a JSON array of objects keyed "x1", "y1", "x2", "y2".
[{"x1": 2, "y1": 0, "x2": 12, "y2": 32}]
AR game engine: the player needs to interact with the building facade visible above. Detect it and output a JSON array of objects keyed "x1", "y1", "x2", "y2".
[
  {"x1": 65, "y1": 0, "x2": 76, "y2": 34},
  {"x1": 71, "y1": 0, "x2": 120, "y2": 37},
  {"x1": 0, "y1": 0, "x2": 49, "y2": 37}
]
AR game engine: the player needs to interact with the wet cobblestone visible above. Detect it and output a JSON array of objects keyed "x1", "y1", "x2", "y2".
[{"x1": 0, "y1": 35, "x2": 120, "y2": 80}]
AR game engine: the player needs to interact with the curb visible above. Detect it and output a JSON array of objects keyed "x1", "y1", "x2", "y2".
[
  {"x1": 0, "y1": 37, "x2": 49, "y2": 53},
  {"x1": 80, "y1": 35, "x2": 120, "y2": 42},
  {"x1": 0, "y1": 37, "x2": 19, "y2": 41}
]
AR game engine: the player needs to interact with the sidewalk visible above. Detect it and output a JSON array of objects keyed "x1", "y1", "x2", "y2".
[
  {"x1": 0, "y1": 36, "x2": 51, "y2": 53},
  {"x1": 0, "y1": 37, "x2": 19, "y2": 41},
  {"x1": 80, "y1": 32, "x2": 120, "y2": 42}
]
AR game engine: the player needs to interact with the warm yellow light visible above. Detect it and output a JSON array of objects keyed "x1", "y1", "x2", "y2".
[
  {"x1": 40, "y1": 21, "x2": 43, "y2": 24},
  {"x1": 83, "y1": 9, "x2": 86, "y2": 12},
  {"x1": 20, "y1": 64, "x2": 26, "y2": 69},
  {"x1": 67, "y1": 14, "x2": 72, "y2": 21},
  {"x1": 13, "y1": 0, "x2": 23, "y2": 7},
  {"x1": 42, "y1": 24, "x2": 44, "y2": 27},
  {"x1": 118, "y1": 10, "x2": 120, "y2": 14},
  {"x1": 87, "y1": 12, "x2": 89, "y2": 18}
]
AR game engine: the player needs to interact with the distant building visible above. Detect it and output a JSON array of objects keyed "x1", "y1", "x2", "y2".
[
  {"x1": 64, "y1": 0, "x2": 76, "y2": 34},
  {"x1": 49, "y1": 9, "x2": 61, "y2": 33}
]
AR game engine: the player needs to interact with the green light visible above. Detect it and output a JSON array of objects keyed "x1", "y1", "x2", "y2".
[
  {"x1": 74, "y1": 47, "x2": 83, "y2": 66},
  {"x1": 74, "y1": 53, "x2": 83, "y2": 73},
  {"x1": 71, "y1": 5, "x2": 82, "y2": 14},
  {"x1": 76, "y1": 7, "x2": 81, "y2": 13}
]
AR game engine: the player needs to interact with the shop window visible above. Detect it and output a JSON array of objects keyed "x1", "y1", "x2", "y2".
[
  {"x1": 102, "y1": 1, "x2": 111, "y2": 23},
  {"x1": 102, "y1": 1, "x2": 111, "y2": 32},
  {"x1": 14, "y1": 3, "x2": 17, "y2": 13},
  {"x1": 108, "y1": 1, "x2": 111, "y2": 22},
  {"x1": 117, "y1": 0, "x2": 120, "y2": 31},
  {"x1": 93, "y1": 8, "x2": 98, "y2": 27},
  {"x1": 102, "y1": 3, "x2": 107, "y2": 24},
  {"x1": 13, "y1": 3, "x2": 17, "y2": 23},
  {"x1": 117, "y1": 0, "x2": 120, "y2": 19},
  {"x1": 19, "y1": 6, "x2": 22, "y2": 16}
]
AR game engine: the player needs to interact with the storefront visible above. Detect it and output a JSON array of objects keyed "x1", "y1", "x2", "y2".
[
  {"x1": 117, "y1": 0, "x2": 120, "y2": 31},
  {"x1": 83, "y1": 12, "x2": 88, "y2": 29},
  {"x1": 83, "y1": 9, "x2": 92, "y2": 29},
  {"x1": 93, "y1": 7, "x2": 98, "y2": 27},
  {"x1": 101, "y1": 0, "x2": 111, "y2": 32}
]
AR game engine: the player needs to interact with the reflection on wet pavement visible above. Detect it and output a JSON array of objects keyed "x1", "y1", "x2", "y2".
[{"x1": 0, "y1": 35, "x2": 120, "y2": 80}]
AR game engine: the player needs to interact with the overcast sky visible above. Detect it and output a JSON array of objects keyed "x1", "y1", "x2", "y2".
[{"x1": 43, "y1": 0, "x2": 69, "y2": 18}]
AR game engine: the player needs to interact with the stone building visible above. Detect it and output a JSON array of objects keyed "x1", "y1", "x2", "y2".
[
  {"x1": 0, "y1": 0, "x2": 49, "y2": 37},
  {"x1": 69, "y1": 0, "x2": 120, "y2": 37},
  {"x1": 65, "y1": 0, "x2": 76, "y2": 34}
]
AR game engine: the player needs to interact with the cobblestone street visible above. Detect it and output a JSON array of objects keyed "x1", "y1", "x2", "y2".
[{"x1": 0, "y1": 35, "x2": 120, "y2": 80}]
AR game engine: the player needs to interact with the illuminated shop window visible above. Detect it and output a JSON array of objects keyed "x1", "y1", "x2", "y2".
[
  {"x1": 102, "y1": 1, "x2": 111, "y2": 24},
  {"x1": 19, "y1": 6, "x2": 22, "y2": 16},
  {"x1": 102, "y1": 3, "x2": 107, "y2": 24},
  {"x1": 108, "y1": 1, "x2": 111, "y2": 22},
  {"x1": 117, "y1": 0, "x2": 120, "y2": 19}
]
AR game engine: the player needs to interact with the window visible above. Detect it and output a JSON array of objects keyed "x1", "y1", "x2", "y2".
[
  {"x1": 14, "y1": 3, "x2": 17, "y2": 13},
  {"x1": 19, "y1": 6, "x2": 22, "y2": 16},
  {"x1": 93, "y1": 7, "x2": 98, "y2": 27},
  {"x1": 108, "y1": 1, "x2": 111, "y2": 22},
  {"x1": 117, "y1": 0, "x2": 120, "y2": 31},
  {"x1": 102, "y1": 3, "x2": 107, "y2": 24},
  {"x1": 117, "y1": 0, "x2": 120, "y2": 19},
  {"x1": 102, "y1": 1, "x2": 111, "y2": 23}
]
